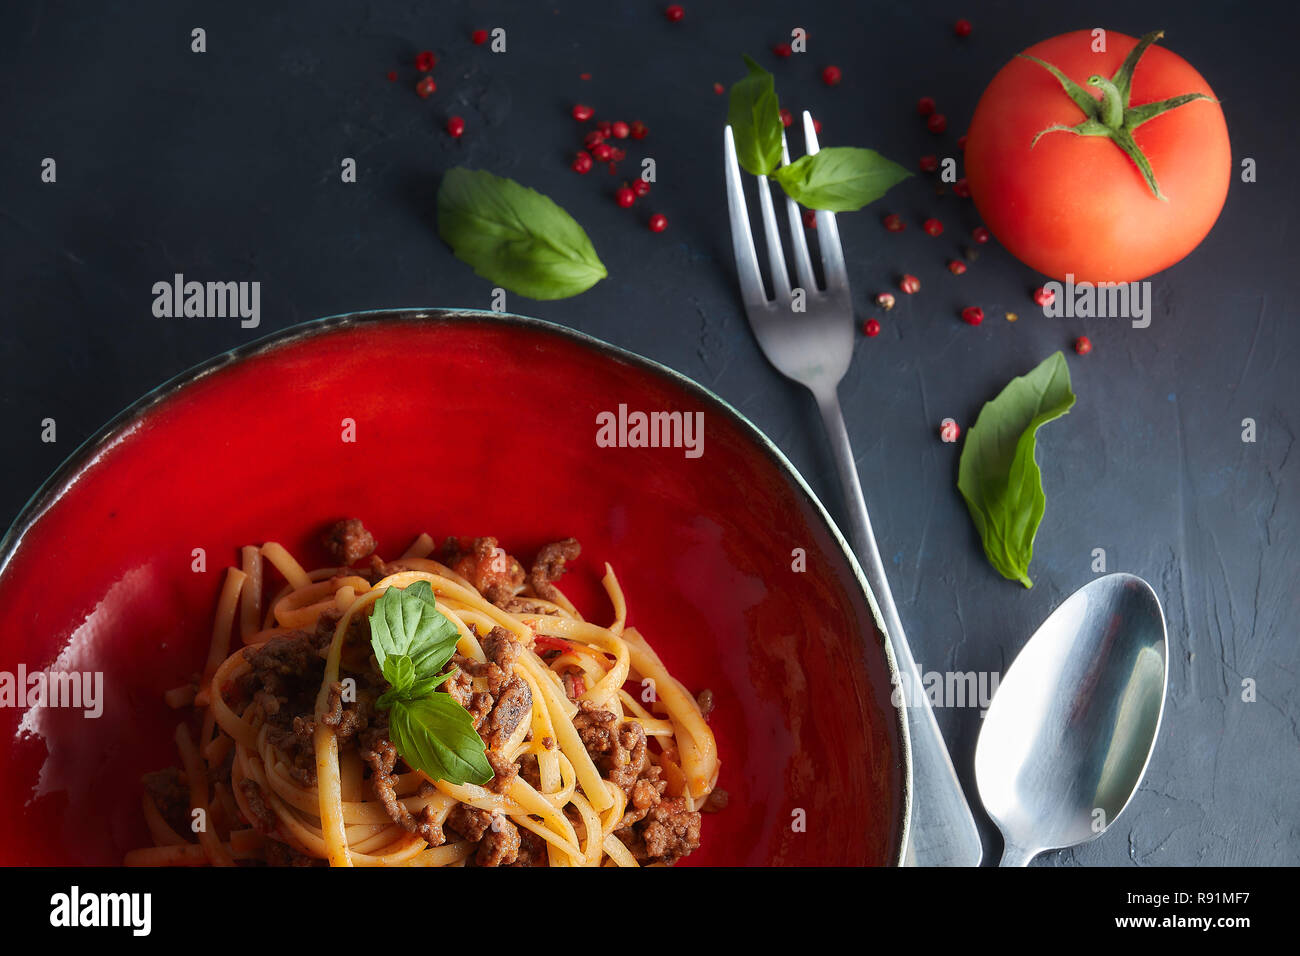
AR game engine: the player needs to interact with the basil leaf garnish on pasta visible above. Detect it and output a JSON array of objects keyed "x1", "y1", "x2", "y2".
[
  {"x1": 387, "y1": 694, "x2": 494, "y2": 788},
  {"x1": 368, "y1": 580, "x2": 460, "y2": 681},
  {"x1": 369, "y1": 583, "x2": 490, "y2": 786},
  {"x1": 381, "y1": 653, "x2": 415, "y2": 693}
]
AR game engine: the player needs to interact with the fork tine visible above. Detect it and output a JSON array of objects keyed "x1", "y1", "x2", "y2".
[
  {"x1": 755, "y1": 171, "x2": 792, "y2": 302},
  {"x1": 802, "y1": 111, "x2": 849, "y2": 291},
  {"x1": 724, "y1": 126, "x2": 769, "y2": 308},
  {"x1": 780, "y1": 132, "x2": 817, "y2": 293}
]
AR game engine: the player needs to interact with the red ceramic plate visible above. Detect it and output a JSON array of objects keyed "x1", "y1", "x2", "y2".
[{"x1": 0, "y1": 310, "x2": 909, "y2": 866}]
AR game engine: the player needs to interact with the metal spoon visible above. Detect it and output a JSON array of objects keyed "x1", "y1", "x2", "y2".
[{"x1": 974, "y1": 573, "x2": 1168, "y2": 866}]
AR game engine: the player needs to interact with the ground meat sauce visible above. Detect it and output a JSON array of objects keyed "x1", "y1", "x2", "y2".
[
  {"x1": 142, "y1": 768, "x2": 191, "y2": 836},
  {"x1": 443, "y1": 536, "x2": 526, "y2": 606},
  {"x1": 312, "y1": 606, "x2": 368, "y2": 652},
  {"x1": 498, "y1": 595, "x2": 553, "y2": 615},
  {"x1": 528, "y1": 538, "x2": 580, "y2": 601},
  {"x1": 145, "y1": 522, "x2": 716, "y2": 866},
  {"x1": 701, "y1": 788, "x2": 730, "y2": 813},
  {"x1": 517, "y1": 752, "x2": 542, "y2": 789},
  {"x1": 573, "y1": 701, "x2": 702, "y2": 864},
  {"x1": 696, "y1": 688, "x2": 715, "y2": 719},
  {"x1": 360, "y1": 736, "x2": 445, "y2": 847},
  {"x1": 239, "y1": 634, "x2": 323, "y2": 725},
  {"x1": 238, "y1": 778, "x2": 279, "y2": 835},
  {"x1": 322, "y1": 518, "x2": 377, "y2": 567},
  {"x1": 445, "y1": 803, "x2": 494, "y2": 841},
  {"x1": 484, "y1": 750, "x2": 519, "y2": 794},
  {"x1": 630, "y1": 797, "x2": 703, "y2": 865},
  {"x1": 480, "y1": 676, "x2": 531, "y2": 750},
  {"x1": 475, "y1": 817, "x2": 521, "y2": 866}
]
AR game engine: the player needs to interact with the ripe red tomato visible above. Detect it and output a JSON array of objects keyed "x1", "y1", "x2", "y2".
[{"x1": 965, "y1": 30, "x2": 1230, "y2": 283}]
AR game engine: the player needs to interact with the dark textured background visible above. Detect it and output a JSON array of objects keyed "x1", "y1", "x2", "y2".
[{"x1": 2, "y1": 1, "x2": 1297, "y2": 865}]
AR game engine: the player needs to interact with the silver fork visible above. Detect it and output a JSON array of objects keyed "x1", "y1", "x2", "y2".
[{"x1": 725, "y1": 111, "x2": 983, "y2": 867}]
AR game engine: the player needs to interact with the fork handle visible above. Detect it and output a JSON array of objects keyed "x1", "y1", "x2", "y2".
[{"x1": 813, "y1": 386, "x2": 984, "y2": 867}]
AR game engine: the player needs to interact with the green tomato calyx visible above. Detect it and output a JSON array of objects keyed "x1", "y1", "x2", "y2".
[{"x1": 1021, "y1": 30, "x2": 1216, "y2": 201}]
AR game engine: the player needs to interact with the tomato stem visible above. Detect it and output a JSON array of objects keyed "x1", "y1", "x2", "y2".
[
  {"x1": 1087, "y1": 75, "x2": 1124, "y2": 128},
  {"x1": 1020, "y1": 30, "x2": 1217, "y2": 201}
]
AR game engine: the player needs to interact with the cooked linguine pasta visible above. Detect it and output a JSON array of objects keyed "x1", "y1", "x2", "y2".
[{"x1": 129, "y1": 522, "x2": 723, "y2": 867}]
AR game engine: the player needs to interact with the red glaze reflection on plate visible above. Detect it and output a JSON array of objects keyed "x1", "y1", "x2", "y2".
[{"x1": 0, "y1": 311, "x2": 906, "y2": 865}]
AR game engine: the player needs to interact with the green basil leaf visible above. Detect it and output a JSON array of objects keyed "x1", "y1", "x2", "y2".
[
  {"x1": 368, "y1": 580, "x2": 460, "y2": 681},
  {"x1": 957, "y1": 352, "x2": 1075, "y2": 588},
  {"x1": 368, "y1": 587, "x2": 487, "y2": 785},
  {"x1": 727, "y1": 55, "x2": 783, "y2": 176},
  {"x1": 382, "y1": 654, "x2": 415, "y2": 693},
  {"x1": 388, "y1": 695, "x2": 493, "y2": 787},
  {"x1": 407, "y1": 666, "x2": 458, "y2": 700},
  {"x1": 436, "y1": 167, "x2": 607, "y2": 301},
  {"x1": 770, "y1": 147, "x2": 911, "y2": 212}
]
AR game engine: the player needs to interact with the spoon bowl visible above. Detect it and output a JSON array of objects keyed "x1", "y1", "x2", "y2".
[{"x1": 975, "y1": 573, "x2": 1168, "y2": 866}]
